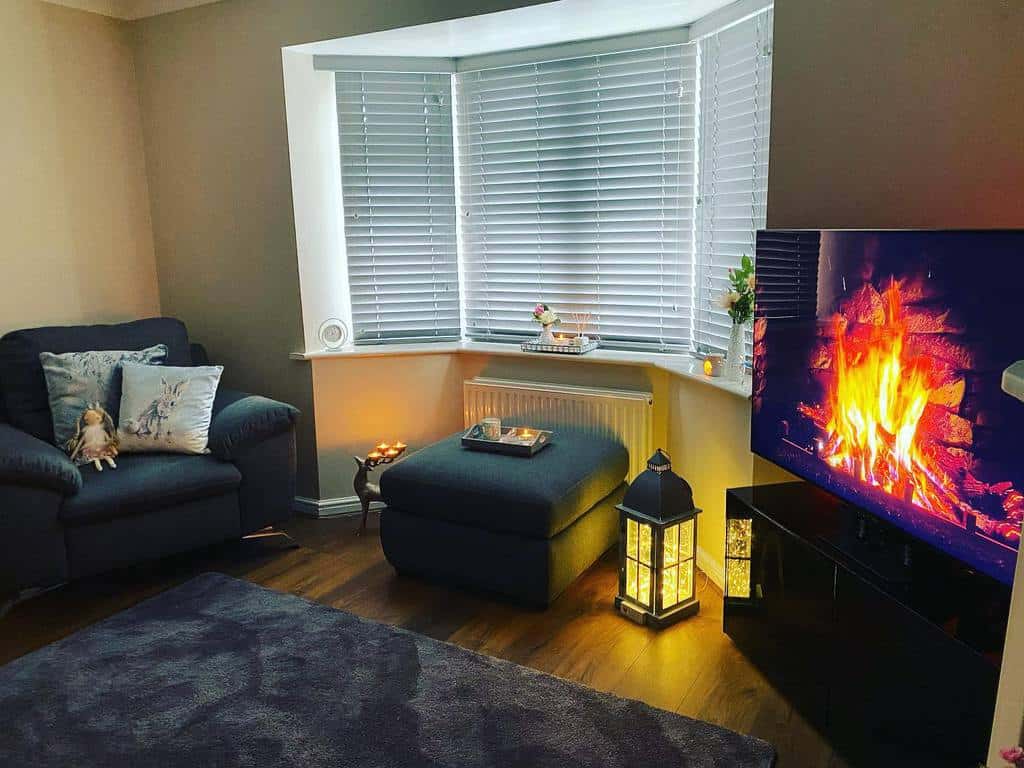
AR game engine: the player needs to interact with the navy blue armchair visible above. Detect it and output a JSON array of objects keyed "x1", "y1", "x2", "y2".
[{"x1": 0, "y1": 318, "x2": 298, "y2": 596}]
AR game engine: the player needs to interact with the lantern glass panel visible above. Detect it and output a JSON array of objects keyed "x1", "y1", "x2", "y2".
[
  {"x1": 727, "y1": 518, "x2": 752, "y2": 558},
  {"x1": 639, "y1": 523, "x2": 652, "y2": 566},
  {"x1": 679, "y1": 558, "x2": 694, "y2": 602},
  {"x1": 664, "y1": 524, "x2": 679, "y2": 567},
  {"x1": 626, "y1": 558, "x2": 638, "y2": 600},
  {"x1": 638, "y1": 563, "x2": 651, "y2": 607},
  {"x1": 662, "y1": 564, "x2": 679, "y2": 608},
  {"x1": 678, "y1": 518, "x2": 694, "y2": 561},
  {"x1": 627, "y1": 518, "x2": 638, "y2": 560},
  {"x1": 727, "y1": 558, "x2": 751, "y2": 598}
]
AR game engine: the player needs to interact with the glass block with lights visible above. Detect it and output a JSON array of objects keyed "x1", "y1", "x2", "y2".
[
  {"x1": 615, "y1": 449, "x2": 701, "y2": 628},
  {"x1": 725, "y1": 517, "x2": 753, "y2": 600}
]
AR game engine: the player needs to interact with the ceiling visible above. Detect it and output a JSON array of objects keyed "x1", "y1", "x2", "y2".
[
  {"x1": 291, "y1": 0, "x2": 742, "y2": 58},
  {"x1": 42, "y1": 0, "x2": 224, "y2": 20}
]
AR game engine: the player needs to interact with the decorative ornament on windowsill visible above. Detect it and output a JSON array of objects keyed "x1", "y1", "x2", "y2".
[
  {"x1": 717, "y1": 254, "x2": 755, "y2": 382},
  {"x1": 532, "y1": 303, "x2": 560, "y2": 344}
]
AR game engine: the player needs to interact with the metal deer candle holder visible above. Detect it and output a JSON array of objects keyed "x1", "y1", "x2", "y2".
[{"x1": 353, "y1": 442, "x2": 406, "y2": 532}]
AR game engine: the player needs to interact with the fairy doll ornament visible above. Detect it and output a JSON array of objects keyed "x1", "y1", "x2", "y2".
[{"x1": 67, "y1": 404, "x2": 119, "y2": 471}]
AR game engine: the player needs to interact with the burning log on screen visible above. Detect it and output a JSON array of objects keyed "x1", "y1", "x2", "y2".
[{"x1": 797, "y1": 277, "x2": 1021, "y2": 547}]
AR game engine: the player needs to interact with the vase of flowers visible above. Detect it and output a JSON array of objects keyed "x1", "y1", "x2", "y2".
[
  {"x1": 718, "y1": 255, "x2": 755, "y2": 381},
  {"x1": 532, "y1": 303, "x2": 560, "y2": 344}
]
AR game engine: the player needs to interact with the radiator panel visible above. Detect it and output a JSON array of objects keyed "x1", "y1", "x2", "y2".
[{"x1": 463, "y1": 377, "x2": 654, "y2": 480}]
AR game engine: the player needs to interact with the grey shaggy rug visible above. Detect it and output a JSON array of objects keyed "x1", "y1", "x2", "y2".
[{"x1": 0, "y1": 573, "x2": 774, "y2": 767}]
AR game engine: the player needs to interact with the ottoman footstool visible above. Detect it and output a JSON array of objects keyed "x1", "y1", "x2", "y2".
[{"x1": 379, "y1": 428, "x2": 629, "y2": 607}]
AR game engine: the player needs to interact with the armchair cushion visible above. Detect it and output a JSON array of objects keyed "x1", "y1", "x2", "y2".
[
  {"x1": 0, "y1": 423, "x2": 82, "y2": 495},
  {"x1": 60, "y1": 453, "x2": 240, "y2": 526},
  {"x1": 208, "y1": 389, "x2": 299, "y2": 461},
  {"x1": 0, "y1": 318, "x2": 191, "y2": 443}
]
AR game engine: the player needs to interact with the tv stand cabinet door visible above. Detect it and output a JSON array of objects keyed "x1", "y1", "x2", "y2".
[
  {"x1": 831, "y1": 567, "x2": 997, "y2": 768},
  {"x1": 723, "y1": 504, "x2": 834, "y2": 727}
]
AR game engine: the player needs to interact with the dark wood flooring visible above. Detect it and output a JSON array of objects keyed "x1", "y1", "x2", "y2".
[{"x1": 0, "y1": 514, "x2": 850, "y2": 768}]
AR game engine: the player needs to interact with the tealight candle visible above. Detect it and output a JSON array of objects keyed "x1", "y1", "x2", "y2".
[
  {"x1": 394, "y1": 441, "x2": 407, "y2": 452},
  {"x1": 376, "y1": 442, "x2": 390, "y2": 453},
  {"x1": 703, "y1": 354, "x2": 725, "y2": 378},
  {"x1": 385, "y1": 448, "x2": 399, "y2": 458},
  {"x1": 367, "y1": 450, "x2": 383, "y2": 461}
]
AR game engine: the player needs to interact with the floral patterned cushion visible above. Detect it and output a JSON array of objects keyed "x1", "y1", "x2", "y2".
[
  {"x1": 117, "y1": 363, "x2": 223, "y2": 455},
  {"x1": 39, "y1": 345, "x2": 167, "y2": 449}
]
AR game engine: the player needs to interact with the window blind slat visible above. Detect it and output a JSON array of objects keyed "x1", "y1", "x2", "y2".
[
  {"x1": 456, "y1": 44, "x2": 697, "y2": 351},
  {"x1": 336, "y1": 70, "x2": 460, "y2": 344},
  {"x1": 694, "y1": 9, "x2": 773, "y2": 357}
]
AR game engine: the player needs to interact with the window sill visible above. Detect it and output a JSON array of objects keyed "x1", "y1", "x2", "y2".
[{"x1": 290, "y1": 341, "x2": 752, "y2": 399}]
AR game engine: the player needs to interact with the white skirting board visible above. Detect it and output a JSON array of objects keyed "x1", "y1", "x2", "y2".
[{"x1": 293, "y1": 495, "x2": 385, "y2": 518}]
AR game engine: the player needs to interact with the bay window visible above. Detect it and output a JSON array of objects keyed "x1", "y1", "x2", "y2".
[{"x1": 328, "y1": 8, "x2": 773, "y2": 353}]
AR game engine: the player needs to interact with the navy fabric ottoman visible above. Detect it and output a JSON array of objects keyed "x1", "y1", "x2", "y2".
[{"x1": 379, "y1": 429, "x2": 629, "y2": 607}]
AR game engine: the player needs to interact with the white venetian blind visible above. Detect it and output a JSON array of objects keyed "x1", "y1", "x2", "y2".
[
  {"x1": 455, "y1": 44, "x2": 697, "y2": 351},
  {"x1": 335, "y1": 71, "x2": 460, "y2": 344},
  {"x1": 694, "y1": 9, "x2": 773, "y2": 355}
]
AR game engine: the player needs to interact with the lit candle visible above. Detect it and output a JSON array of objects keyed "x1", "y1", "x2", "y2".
[
  {"x1": 394, "y1": 441, "x2": 407, "y2": 452},
  {"x1": 385, "y1": 448, "x2": 399, "y2": 458},
  {"x1": 703, "y1": 354, "x2": 724, "y2": 377},
  {"x1": 520, "y1": 429, "x2": 534, "y2": 440},
  {"x1": 367, "y1": 450, "x2": 382, "y2": 461},
  {"x1": 376, "y1": 442, "x2": 390, "y2": 453}
]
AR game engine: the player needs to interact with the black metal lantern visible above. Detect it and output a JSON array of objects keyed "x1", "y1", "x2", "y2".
[{"x1": 615, "y1": 449, "x2": 701, "y2": 628}]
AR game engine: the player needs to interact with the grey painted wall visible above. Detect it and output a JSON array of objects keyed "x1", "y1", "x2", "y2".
[{"x1": 768, "y1": 0, "x2": 1024, "y2": 229}]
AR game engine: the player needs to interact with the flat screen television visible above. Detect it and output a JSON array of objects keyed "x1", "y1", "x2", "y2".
[{"x1": 751, "y1": 230, "x2": 1024, "y2": 585}]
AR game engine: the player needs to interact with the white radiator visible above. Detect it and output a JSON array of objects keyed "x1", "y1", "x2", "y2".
[{"x1": 463, "y1": 377, "x2": 655, "y2": 480}]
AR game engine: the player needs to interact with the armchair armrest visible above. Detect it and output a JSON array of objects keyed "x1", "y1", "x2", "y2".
[
  {"x1": 208, "y1": 389, "x2": 299, "y2": 461},
  {"x1": 0, "y1": 423, "x2": 82, "y2": 495}
]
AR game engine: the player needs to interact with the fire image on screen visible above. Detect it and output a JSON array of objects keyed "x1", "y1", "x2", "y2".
[{"x1": 751, "y1": 231, "x2": 1024, "y2": 585}]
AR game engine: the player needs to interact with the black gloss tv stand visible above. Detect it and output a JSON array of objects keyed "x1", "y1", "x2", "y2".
[{"x1": 723, "y1": 482, "x2": 1008, "y2": 768}]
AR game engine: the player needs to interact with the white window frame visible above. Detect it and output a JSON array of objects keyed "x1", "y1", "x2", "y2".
[{"x1": 317, "y1": 6, "x2": 773, "y2": 355}]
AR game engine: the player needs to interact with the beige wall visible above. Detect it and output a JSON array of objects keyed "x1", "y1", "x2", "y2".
[
  {"x1": 768, "y1": 0, "x2": 1024, "y2": 229},
  {"x1": 0, "y1": 0, "x2": 160, "y2": 337},
  {"x1": 312, "y1": 353, "x2": 466, "y2": 500},
  {"x1": 129, "y1": 0, "x2": 544, "y2": 498}
]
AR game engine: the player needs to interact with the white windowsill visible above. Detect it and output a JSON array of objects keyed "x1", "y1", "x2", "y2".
[{"x1": 290, "y1": 341, "x2": 752, "y2": 399}]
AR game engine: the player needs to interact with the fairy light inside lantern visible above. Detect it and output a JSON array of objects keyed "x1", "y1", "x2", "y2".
[
  {"x1": 616, "y1": 449, "x2": 701, "y2": 628},
  {"x1": 725, "y1": 517, "x2": 753, "y2": 599}
]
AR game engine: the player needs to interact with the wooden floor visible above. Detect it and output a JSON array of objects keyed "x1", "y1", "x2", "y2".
[{"x1": 0, "y1": 514, "x2": 851, "y2": 768}]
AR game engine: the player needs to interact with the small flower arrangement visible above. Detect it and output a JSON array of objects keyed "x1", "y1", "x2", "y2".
[
  {"x1": 717, "y1": 254, "x2": 756, "y2": 325},
  {"x1": 1001, "y1": 746, "x2": 1024, "y2": 767},
  {"x1": 532, "y1": 303, "x2": 560, "y2": 328}
]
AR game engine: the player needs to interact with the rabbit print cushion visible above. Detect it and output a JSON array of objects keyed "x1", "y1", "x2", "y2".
[
  {"x1": 118, "y1": 362, "x2": 223, "y2": 454},
  {"x1": 40, "y1": 345, "x2": 168, "y2": 448}
]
